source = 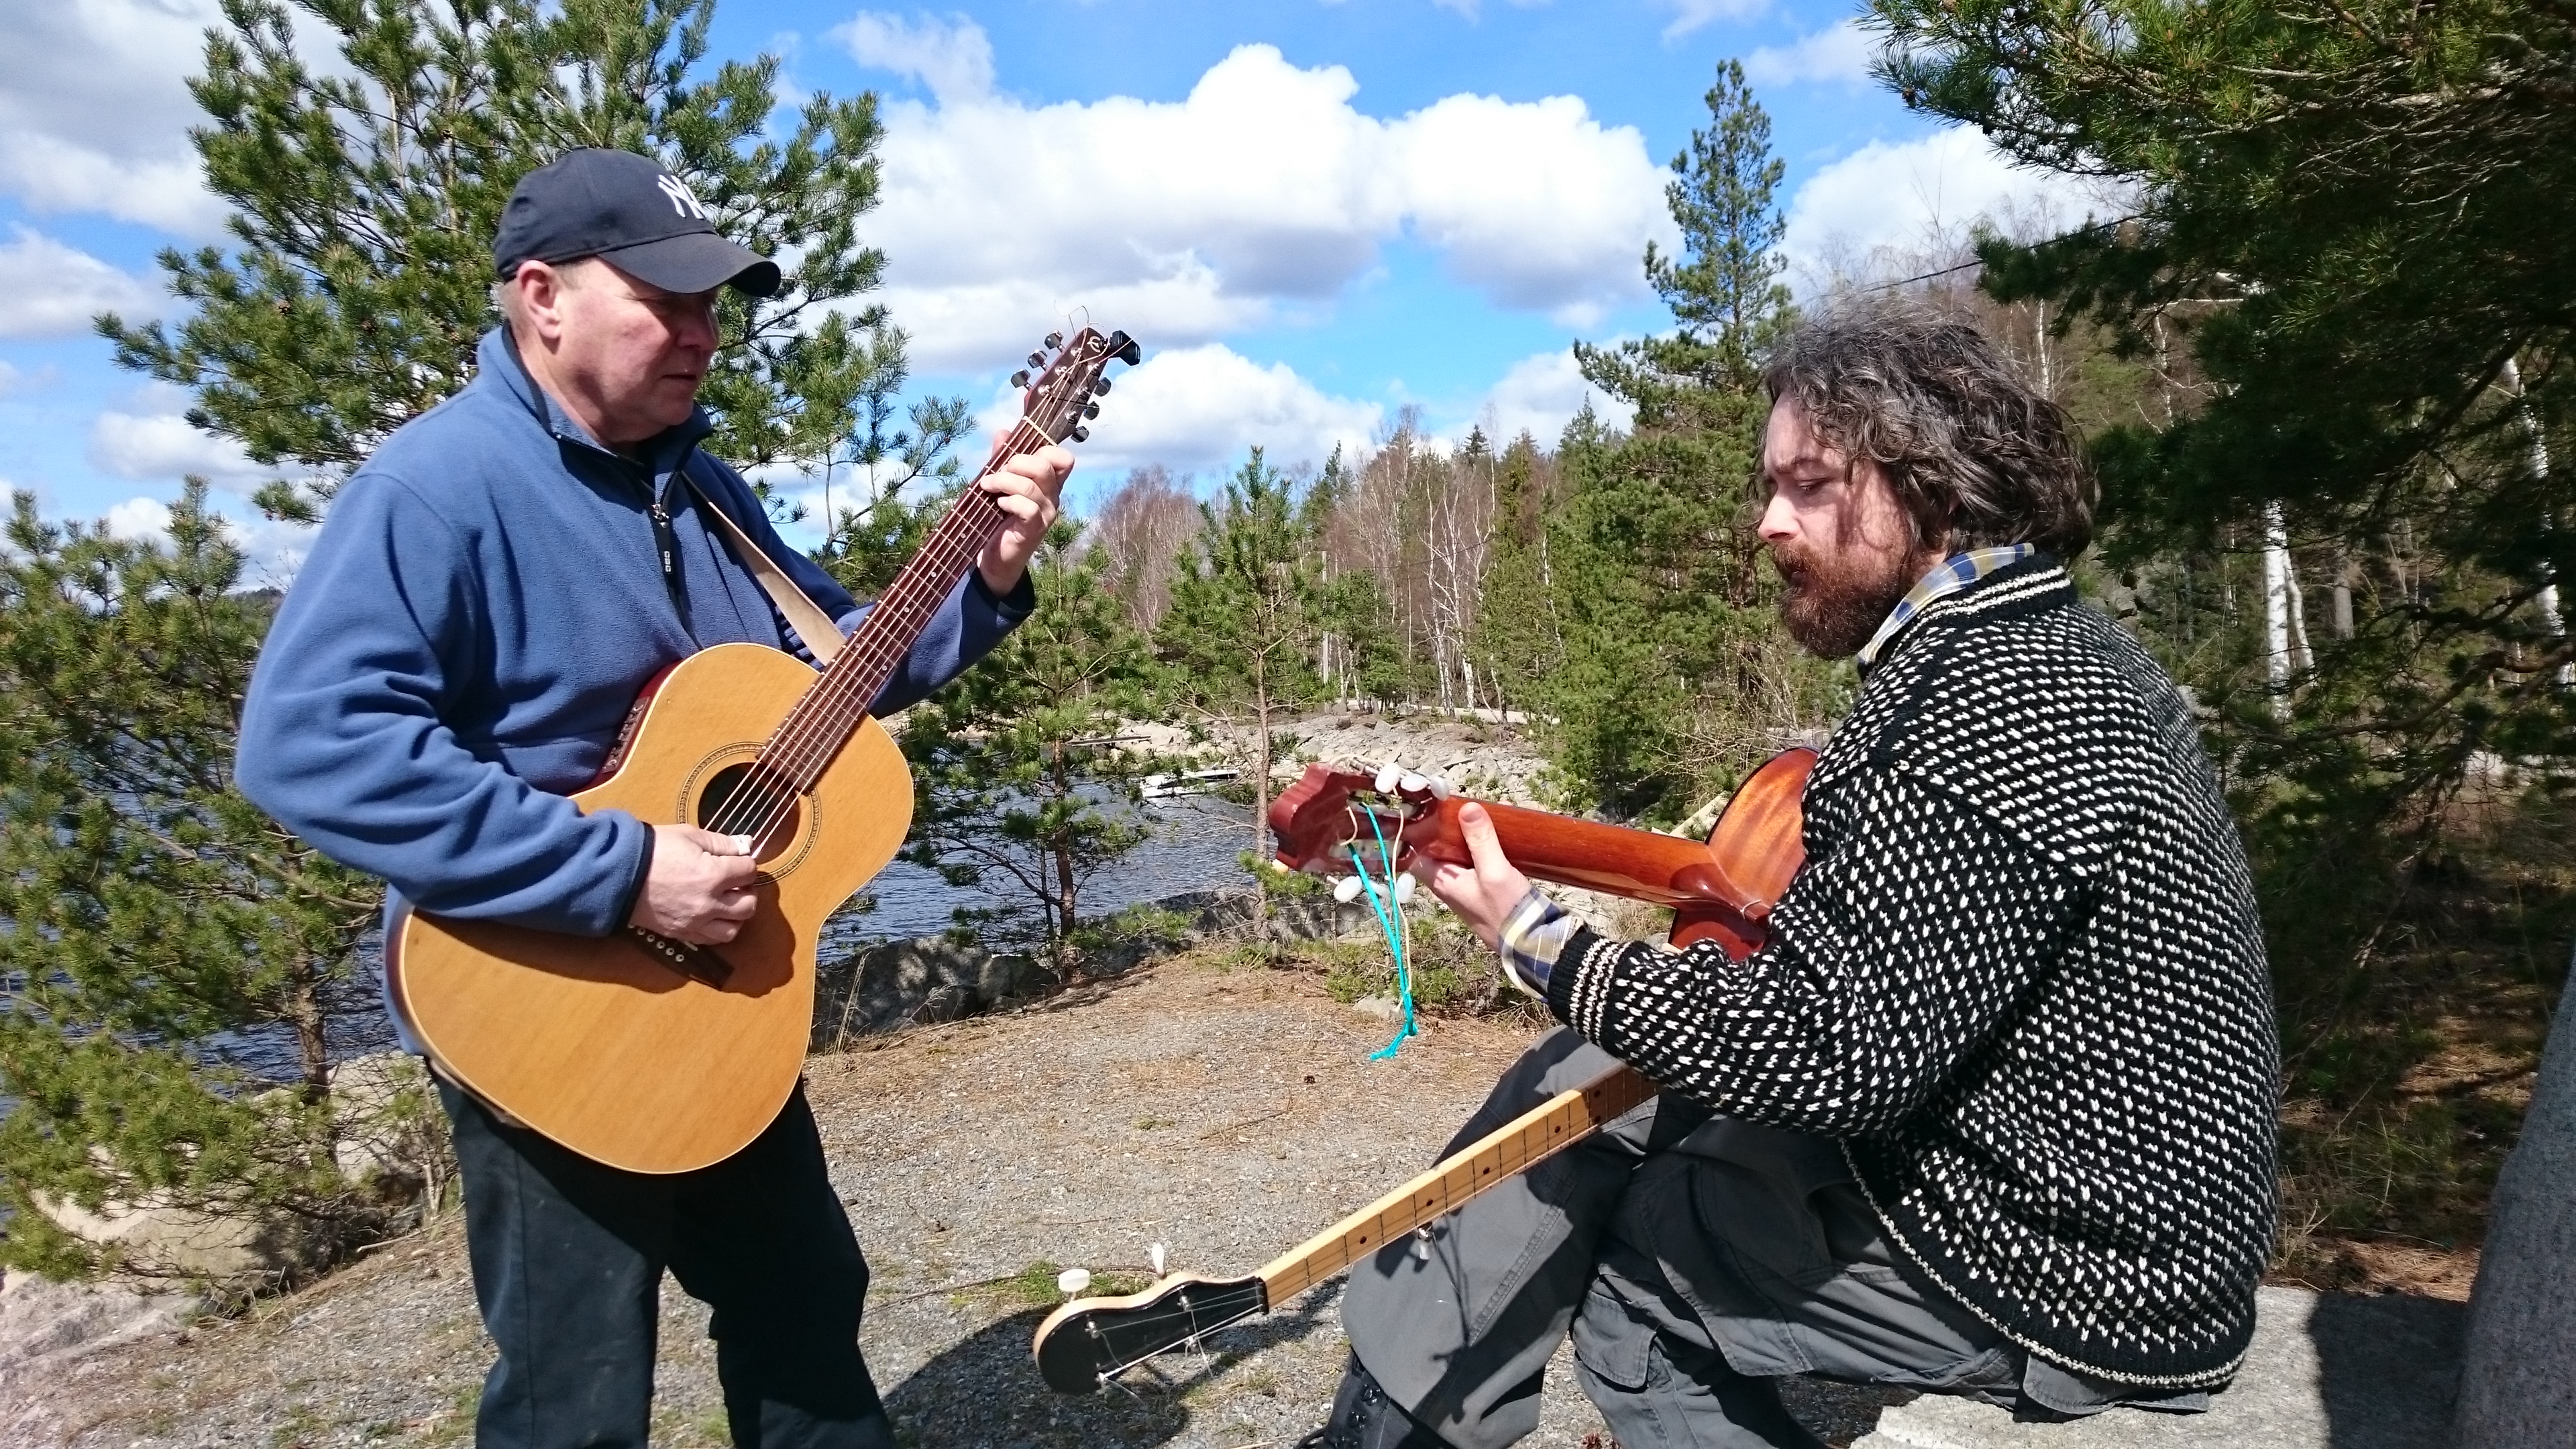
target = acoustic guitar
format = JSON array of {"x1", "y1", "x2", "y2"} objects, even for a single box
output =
[
  {"x1": 1031, "y1": 746, "x2": 1814, "y2": 1393},
  {"x1": 386, "y1": 326, "x2": 1140, "y2": 1175}
]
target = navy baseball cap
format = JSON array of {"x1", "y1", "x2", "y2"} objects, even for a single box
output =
[{"x1": 492, "y1": 148, "x2": 782, "y2": 298}]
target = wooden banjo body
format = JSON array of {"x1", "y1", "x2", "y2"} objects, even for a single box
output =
[{"x1": 388, "y1": 643, "x2": 911, "y2": 1175}]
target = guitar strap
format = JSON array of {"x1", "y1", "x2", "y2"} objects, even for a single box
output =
[{"x1": 678, "y1": 460, "x2": 845, "y2": 666}]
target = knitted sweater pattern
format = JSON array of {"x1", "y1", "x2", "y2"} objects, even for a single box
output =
[{"x1": 1545, "y1": 557, "x2": 2279, "y2": 1387}]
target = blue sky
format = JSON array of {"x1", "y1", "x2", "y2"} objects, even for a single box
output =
[{"x1": 0, "y1": 0, "x2": 2102, "y2": 574}]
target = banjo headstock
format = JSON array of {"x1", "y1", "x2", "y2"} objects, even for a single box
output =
[{"x1": 1032, "y1": 1271, "x2": 1269, "y2": 1393}]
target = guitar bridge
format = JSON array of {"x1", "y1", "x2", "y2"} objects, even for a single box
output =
[{"x1": 626, "y1": 926, "x2": 735, "y2": 987}]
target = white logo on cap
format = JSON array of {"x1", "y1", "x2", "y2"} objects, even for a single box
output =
[{"x1": 655, "y1": 174, "x2": 707, "y2": 219}]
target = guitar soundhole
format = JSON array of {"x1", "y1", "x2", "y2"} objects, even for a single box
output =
[{"x1": 696, "y1": 762, "x2": 802, "y2": 859}]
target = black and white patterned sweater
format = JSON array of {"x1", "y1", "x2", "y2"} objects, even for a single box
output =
[{"x1": 1543, "y1": 555, "x2": 2279, "y2": 1388}]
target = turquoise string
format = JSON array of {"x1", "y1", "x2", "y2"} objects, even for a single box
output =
[{"x1": 1350, "y1": 808, "x2": 1416, "y2": 1060}]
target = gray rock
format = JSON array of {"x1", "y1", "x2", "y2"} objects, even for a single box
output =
[
  {"x1": 1156, "y1": 886, "x2": 1379, "y2": 943},
  {"x1": 814, "y1": 935, "x2": 1053, "y2": 1044},
  {"x1": 1854, "y1": 1287, "x2": 2461, "y2": 1449},
  {"x1": 2453, "y1": 975, "x2": 2576, "y2": 1447}
]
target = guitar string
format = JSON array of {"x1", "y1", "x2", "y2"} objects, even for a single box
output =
[
  {"x1": 737, "y1": 374, "x2": 1087, "y2": 812},
  {"x1": 696, "y1": 435, "x2": 1019, "y2": 840},
  {"x1": 698, "y1": 406, "x2": 1065, "y2": 843},
  {"x1": 704, "y1": 333, "x2": 1112, "y2": 841},
  {"x1": 722, "y1": 415, "x2": 1048, "y2": 813}
]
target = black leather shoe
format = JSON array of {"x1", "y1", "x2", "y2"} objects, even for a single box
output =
[{"x1": 1304, "y1": 1355, "x2": 1452, "y2": 1449}]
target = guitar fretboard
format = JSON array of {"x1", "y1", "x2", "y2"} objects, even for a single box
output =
[{"x1": 1254, "y1": 1063, "x2": 1658, "y2": 1303}]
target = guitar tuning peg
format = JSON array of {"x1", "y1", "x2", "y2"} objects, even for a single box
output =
[
  {"x1": 1009, "y1": 370, "x2": 1029, "y2": 388},
  {"x1": 1148, "y1": 1242, "x2": 1167, "y2": 1275},
  {"x1": 1092, "y1": 376, "x2": 1112, "y2": 395},
  {"x1": 1116, "y1": 337, "x2": 1141, "y2": 366},
  {"x1": 1044, "y1": 331, "x2": 1063, "y2": 349},
  {"x1": 1026, "y1": 351, "x2": 1046, "y2": 369},
  {"x1": 1083, "y1": 402, "x2": 1100, "y2": 420},
  {"x1": 1070, "y1": 425, "x2": 1089, "y2": 443},
  {"x1": 1399, "y1": 772, "x2": 1428, "y2": 794},
  {"x1": 1393, "y1": 873, "x2": 1417, "y2": 905},
  {"x1": 1427, "y1": 774, "x2": 1453, "y2": 799},
  {"x1": 1334, "y1": 875, "x2": 1365, "y2": 904},
  {"x1": 1057, "y1": 1267, "x2": 1091, "y2": 1297},
  {"x1": 1373, "y1": 761, "x2": 1401, "y2": 794}
]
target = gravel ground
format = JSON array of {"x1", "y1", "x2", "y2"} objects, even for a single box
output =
[{"x1": 27, "y1": 955, "x2": 1899, "y2": 1448}]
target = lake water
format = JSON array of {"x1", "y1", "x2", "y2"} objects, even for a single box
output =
[{"x1": 170, "y1": 794, "x2": 1259, "y2": 1089}]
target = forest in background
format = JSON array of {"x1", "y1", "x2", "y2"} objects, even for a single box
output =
[{"x1": 2, "y1": 0, "x2": 2569, "y2": 1296}]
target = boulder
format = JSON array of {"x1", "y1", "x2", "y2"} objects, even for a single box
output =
[
  {"x1": 814, "y1": 935, "x2": 1051, "y2": 1044},
  {"x1": 34, "y1": 1187, "x2": 328, "y2": 1289},
  {"x1": 1854, "y1": 1286, "x2": 2462, "y2": 1449},
  {"x1": 2452, "y1": 969, "x2": 2576, "y2": 1446}
]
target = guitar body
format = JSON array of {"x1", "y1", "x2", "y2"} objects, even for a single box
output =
[{"x1": 388, "y1": 642, "x2": 913, "y2": 1174}]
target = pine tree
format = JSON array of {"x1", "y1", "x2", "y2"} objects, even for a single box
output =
[
  {"x1": 0, "y1": 484, "x2": 392, "y2": 1278},
  {"x1": 1544, "y1": 64, "x2": 1833, "y2": 821},
  {"x1": 895, "y1": 527, "x2": 1161, "y2": 971},
  {"x1": 1157, "y1": 450, "x2": 1326, "y2": 904},
  {"x1": 99, "y1": 0, "x2": 918, "y2": 521}
]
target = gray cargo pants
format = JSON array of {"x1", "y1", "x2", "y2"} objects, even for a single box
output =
[{"x1": 1342, "y1": 1028, "x2": 2201, "y2": 1448}]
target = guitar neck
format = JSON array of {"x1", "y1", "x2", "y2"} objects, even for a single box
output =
[
  {"x1": 1413, "y1": 798, "x2": 1772, "y2": 916},
  {"x1": 763, "y1": 421, "x2": 1047, "y2": 794},
  {"x1": 1254, "y1": 1063, "x2": 1657, "y2": 1305}
]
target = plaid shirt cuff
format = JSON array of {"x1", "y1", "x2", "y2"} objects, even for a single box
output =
[{"x1": 1497, "y1": 888, "x2": 1578, "y2": 996}]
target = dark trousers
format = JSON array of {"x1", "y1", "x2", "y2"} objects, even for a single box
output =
[
  {"x1": 437, "y1": 1079, "x2": 895, "y2": 1449},
  {"x1": 1342, "y1": 1029, "x2": 2202, "y2": 1448}
]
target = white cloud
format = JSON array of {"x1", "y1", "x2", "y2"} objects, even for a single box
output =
[
  {"x1": 0, "y1": 360, "x2": 60, "y2": 396},
  {"x1": 0, "y1": 227, "x2": 165, "y2": 337},
  {"x1": 854, "y1": 38, "x2": 1672, "y2": 371},
  {"x1": 102, "y1": 495, "x2": 171, "y2": 541},
  {"x1": 1746, "y1": 21, "x2": 1879, "y2": 89},
  {"x1": 1471, "y1": 347, "x2": 1633, "y2": 447},
  {"x1": 830, "y1": 11, "x2": 993, "y2": 105},
  {"x1": 87, "y1": 383, "x2": 268, "y2": 489},
  {"x1": 983, "y1": 343, "x2": 1380, "y2": 476},
  {"x1": 1658, "y1": 0, "x2": 1768, "y2": 40},
  {"x1": 0, "y1": 0, "x2": 230, "y2": 235},
  {"x1": 1780, "y1": 125, "x2": 2123, "y2": 288}
]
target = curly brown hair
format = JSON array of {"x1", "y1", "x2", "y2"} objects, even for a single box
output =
[{"x1": 1763, "y1": 307, "x2": 2096, "y2": 559}]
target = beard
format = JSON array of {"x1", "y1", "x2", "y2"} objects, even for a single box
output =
[{"x1": 1773, "y1": 539, "x2": 1921, "y2": 658}]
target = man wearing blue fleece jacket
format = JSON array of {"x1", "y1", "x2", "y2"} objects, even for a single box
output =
[{"x1": 235, "y1": 149, "x2": 1070, "y2": 1449}]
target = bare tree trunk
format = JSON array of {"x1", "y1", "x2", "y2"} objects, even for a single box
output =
[
  {"x1": 2263, "y1": 502, "x2": 2300, "y2": 718},
  {"x1": 2503, "y1": 357, "x2": 2570, "y2": 683},
  {"x1": 292, "y1": 964, "x2": 329, "y2": 1100},
  {"x1": 1051, "y1": 739, "x2": 1079, "y2": 963}
]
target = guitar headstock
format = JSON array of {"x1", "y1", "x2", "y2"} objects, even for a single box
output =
[
  {"x1": 1009, "y1": 327, "x2": 1142, "y2": 446},
  {"x1": 1267, "y1": 762, "x2": 1446, "y2": 879},
  {"x1": 1032, "y1": 1272, "x2": 1268, "y2": 1394}
]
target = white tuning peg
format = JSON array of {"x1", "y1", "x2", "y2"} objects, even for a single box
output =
[
  {"x1": 1373, "y1": 760, "x2": 1401, "y2": 793},
  {"x1": 1334, "y1": 875, "x2": 1366, "y2": 904},
  {"x1": 1267, "y1": 856, "x2": 1290, "y2": 873},
  {"x1": 1149, "y1": 1242, "x2": 1167, "y2": 1275},
  {"x1": 1394, "y1": 873, "x2": 1417, "y2": 905},
  {"x1": 1057, "y1": 1267, "x2": 1092, "y2": 1297},
  {"x1": 1399, "y1": 772, "x2": 1428, "y2": 794},
  {"x1": 1427, "y1": 774, "x2": 1454, "y2": 799}
]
